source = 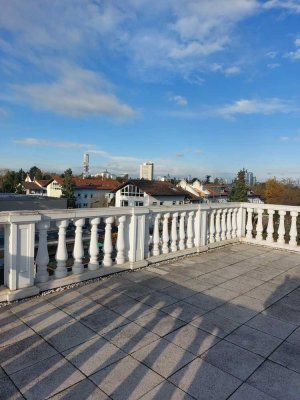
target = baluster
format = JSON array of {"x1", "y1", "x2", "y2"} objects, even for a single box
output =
[
  {"x1": 231, "y1": 208, "x2": 238, "y2": 238},
  {"x1": 162, "y1": 213, "x2": 170, "y2": 254},
  {"x1": 171, "y1": 212, "x2": 178, "y2": 252},
  {"x1": 277, "y1": 210, "x2": 286, "y2": 245},
  {"x1": 116, "y1": 216, "x2": 126, "y2": 264},
  {"x1": 209, "y1": 210, "x2": 216, "y2": 243},
  {"x1": 246, "y1": 208, "x2": 253, "y2": 240},
  {"x1": 72, "y1": 218, "x2": 85, "y2": 274},
  {"x1": 266, "y1": 209, "x2": 275, "y2": 243},
  {"x1": 103, "y1": 216, "x2": 114, "y2": 267},
  {"x1": 152, "y1": 213, "x2": 161, "y2": 256},
  {"x1": 179, "y1": 212, "x2": 186, "y2": 250},
  {"x1": 35, "y1": 220, "x2": 50, "y2": 283},
  {"x1": 55, "y1": 219, "x2": 69, "y2": 278},
  {"x1": 289, "y1": 211, "x2": 298, "y2": 247},
  {"x1": 187, "y1": 211, "x2": 194, "y2": 248},
  {"x1": 256, "y1": 209, "x2": 264, "y2": 241},
  {"x1": 88, "y1": 217, "x2": 100, "y2": 270},
  {"x1": 215, "y1": 209, "x2": 222, "y2": 242},
  {"x1": 226, "y1": 209, "x2": 233, "y2": 240},
  {"x1": 221, "y1": 209, "x2": 227, "y2": 240}
]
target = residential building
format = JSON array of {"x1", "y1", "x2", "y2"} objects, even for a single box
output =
[
  {"x1": 140, "y1": 162, "x2": 154, "y2": 181},
  {"x1": 94, "y1": 169, "x2": 116, "y2": 180},
  {"x1": 22, "y1": 175, "x2": 51, "y2": 196},
  {"x1": 114, "y1": 179, "x2": 199, "y2": 207}
]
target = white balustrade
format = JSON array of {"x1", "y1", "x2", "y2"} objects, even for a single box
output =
[
  {"x1": 179, "y1": 212, "x2": 186, "y2": 250},
  {"x1": 289, "y1": 211, "x2": 298, "y2": 247},
  {"x1": 171, "y1": 212, "x2": 178, "y2": 252},
  {"x1": 266, "y1": 209, "x2": 275, "y2": 243},
  {"x1": 246, "y1": 208, "x2": 253, "y2": 240},
  {"x1": 35, "y1": 220, "x2": 50, "y2": 283},
  {"x1": 277, "y1": 211, "x2": 286, "y2": 245},
  {"x1": 209, "y1": 210, "x2": 216, "y2": 243},
  {"x1": 231, "y1": 208, "x2": 238, "y2": 239},
  {"x1": 55, "y1": 219, "x2": 69, "y2": 278},
  {"x1": 215, "y1": 209, "x2": 222, "y2": 242},
  {"x1": 116, "y1": 216, "x2": 126, "y2": 264},
  {"x1": 162, "y1": 213, "x2": 170, "y2": 254},
  {"x1": 72, "y1": 218, "x2": 85, "y2": 274},
  {"x1": 88, "y1": 217, "x2": 100, "y2": 270},
  {"x1": 256, "y1": 209, "x2": 264, "y2": 241},
  {"x1": 226, "y1": 209, "x2": 232, "y2": 240},
  {"x1": 103, "y1": 216, "x2": 114, "y2": 267},
  {"x1": 152, "y1": 213, "x2": 161, "y2": 256},
  {"x1": 186, "y1": 211, "x2": 194, "y2": 248}
]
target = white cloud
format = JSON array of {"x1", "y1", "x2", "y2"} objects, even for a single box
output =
[
  {"x1": 279, "y1": 136, "x2": 290, "y2": 141},
  {"x1": 263, "y1": 0, "x2": 300, "y2": 13},
  {"x1": 267, "y1": 63, "x2": 280, "y2": 69},
  {"x1": 266, "y1": 51, "x2": 277, "y2": 58},
  {"x1": 8, "y1": 64, "x2": 136, "y2": 119},
  {"x1": 168, "y1": 94, "x2": 188, "y2": 106},
  {"x1": 295, "y1": 38, "x2": 300, "y2": 47},
  {"x1": 224, "y1": 66, "x2": 241, "y2": 75},
  {"x1": 13, "y1": 138, "x2": 95, "y2": 148}
]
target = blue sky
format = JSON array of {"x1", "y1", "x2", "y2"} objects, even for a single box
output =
[{"x1": 0, "y1": 0, "x2": 300, "y2": 181}]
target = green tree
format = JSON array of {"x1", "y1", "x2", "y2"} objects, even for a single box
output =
[
  {"x1": 229, "y1": 169, "x2": 248, "y2": 202},
  {"x1": 61, "y1": 168, "x2": 75, "y2": 207},
  {"x1": 28, "y1": 166, "x2": 43, "y2": 180}
]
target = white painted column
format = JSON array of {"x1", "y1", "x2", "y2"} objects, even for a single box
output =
[
  {"x1": 152, "y1": 213, "x2": 161, "y2": 256},
  {"x1": 171, "y1": 212, "x2": 178, "y2": 252},
  {"x1": 103, "y1": 216, "x2": 114, "y2": 267},
  {"x1": 35, "y1": 220, "x2": 50, "y2": 283},
  {"x1": 55, "y1": 219, "x2": 69, "y2": 278},
  {"x1": 179, "y1": 212, "x2": 186, "y2": 250},
  {"x1": 72, "y1": 218, "x2": 85, "y2": 274},
  {"x1": 231, "y1": 208, "x2": 238, "y2": 239},
  {"x1": 266, "y1": 209, "x2": 275, "y2": 243},
  {"x1": 226, "y1": 209, "x2": 233, "y2": 240},
  {"x1": 187, "y1": 211, "x2": 194, "y2": 249},
  {"x1": 116, "y1": 215, "x2": 126, "y2": 264},
  {"x1": 277, "y1": 210, "x2": 286, "y2": 245},
  {"x1": 289, "y1": 211, "x2": 298, "y2": 247},
  {"x1": 88, "y1": 217, "x2": 100, "y2": 271},
  {"x1": 245, "y1": 208, "x2": 254, "y2": 240},
  {"x1": 215, "y1": 209, "x2": 222, "y2": 242},
  {"x1": 237, "y1": 205, "x2": 247, "y2": 239},
  {"x1": 162, "y1": 213, "x2": 170, "y2": 254},
  {"x1": 209, "y1": 210, "x2": 216, "y2": 243},
  {"x1": 221, "y1": 209, "x2": 227, "y2": 241},
  {"x1": 256, "y1": 209, "x2": 264, "y2": 241}
]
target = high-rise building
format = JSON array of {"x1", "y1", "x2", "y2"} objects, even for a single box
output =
[
  {"x1": 83, "y1": 153, "x2": 90, "y2": 178},
  {"x1": 245, "y1": 170, "x2": 256, "y2": 186},
  {"x1": 140, "y1": 162, "x2": 154, "y2": 180}
]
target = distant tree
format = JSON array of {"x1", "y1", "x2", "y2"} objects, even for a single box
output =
[
  {"x1": 229, "y1": 169, "x2": 248, "y2": 202},
  {"x1": 61, "y1": 168, "x2": 75, "y2": 207},
  {"x1": 205, "y1": 175, "x2": 211, "y2": 184},
  {"x1": 28, "y1": 166, "x2": 43, "y2": 180}
]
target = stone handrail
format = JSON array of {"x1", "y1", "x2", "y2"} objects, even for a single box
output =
[{"x1": 0, "y1": 202, "x2": 298, "y2": 301}]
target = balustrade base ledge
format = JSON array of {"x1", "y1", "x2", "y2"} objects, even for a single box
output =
[
  {"x1": 0, "y1": 285, "x2": 40, "y2": 302},
  {"x1": 242, "y1": 237, "x2": 300, "y2": 253}
]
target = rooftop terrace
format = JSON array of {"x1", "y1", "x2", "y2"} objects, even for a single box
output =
[{"x1": 1, "y1": 243, "x2": 300, "y2": 400}]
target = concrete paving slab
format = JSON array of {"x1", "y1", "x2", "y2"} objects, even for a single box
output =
[
  {"x1": 22, "y1": 309, "x2": 73, "y2": 333},
  {"x1": 90, "y1": 355, "x2": 164, "y2": 400},
  {"x1": 246, "y1": 313, "x2": 296, "y2": 339},
  {"x1": 132, "y1": 338, "x2": 195, "y2": 378},
  {"x1": 161, "y1": 300, "x2": 207, "y2": 322},
  {"x1": 112, "y1": 300, "x2": 154, "y2": 322},
  {"x1": 10, "y1": 297, "x2": 56, "y2": 318},
  {"x1": 169, "y1": 357, "x2": 242, "y2": 400},
  {"x1": 80, "y1": 308, "x2": 130, "y2": 336},
  {"x1": 185, "y1": 292, "x2": 225, "y2": 311},
  {"x1": 164, "y1": 324, "x2": 219, "y2": 356},
  {"x1": 0, "y1": 376, "x2": 24, "y2": 400},
  {"x1": 214, "y1": 303, "x2": 258, "y2": 323},
  {"x1": 62, "y1": 336, "x2": 126, "y2": 376},
  {"x1": 247, "y1": 360, "x2": 300, "y2": 400},
  {"x1": 135, "y1": 310, "x2": 186, "y2": 337},
  {"x1": 0, "y1": 308, "x2": 20, "y2": 327},
  {"x1": 10, "y1": 354, "x2": 85, "y2": 400},
  {"x1": 190, "y1": 310, "x2": 241, "y2": 338},
  {"x1": 48, "y1": 379, "x2": 110, "y2": 400},
  {"x1": 0, "y1": 320, "x2": 34, "y2": 348},
  {"x1": 228, "y1": 383, "x2": 276, "y2": 399},
  {"x1": 286, "y1": 327, "x2": 300, "y2": 345},
  {"x1": 139, "y1": 381, "x2": 194, "y2": 400},
  {"x1": 158, "y1": 285, "x2": 195, "y2": 300},
  {"x1": 138, "y1": 292, "x2": 180, "y2": 309},
  {"x1": 269, "y1": 341, "x2": 300, "y2": 374}
]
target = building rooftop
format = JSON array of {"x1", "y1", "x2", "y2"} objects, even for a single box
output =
[{"x1": 1, "y1": 243, "x2": 299, "y2": 400}]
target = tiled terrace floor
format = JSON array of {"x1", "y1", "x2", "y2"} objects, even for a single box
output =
[{"x1": 1, "y1": 243, "x2": 300, "y2": 400}]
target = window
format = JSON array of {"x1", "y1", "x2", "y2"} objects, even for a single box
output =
[
  {"x1": 135, "y1": 201, "x2": 143, "y2": 207},
  {"x1": 77, "y1": 193, "x2": 81, "y2": 197},
  {"x1": 90, "y1": 194, "x2": 93, "y2": 198},
  {"x1": 160, "y1": 202, "x2": 164, "y2": 205},
  {"x1": 179, "y1": 201, "x2": 183, "y2": 205},
  {"x1": 152, "y1": 202, "x2": 157, "y2": 205},
  {"x1": 120, "y1": 185, "x2": 144, "y2": 197},
  {"x1": 83, "y1": 203, "x2": 88, "y2": 207},
  {"x1": 121, "y1": 200, "x2": 129, "y2": 206},
  {"x1": 172, "y1": 201, "x2": 176, "y2": 205},
  {"x1": 84, "y1": 194, "x2": 88, "y2": 198}
]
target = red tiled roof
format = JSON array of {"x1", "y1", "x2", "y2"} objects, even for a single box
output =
[
  {"x1": 51, "y1": 176, "x2": 121, "y2": 190},
  {"x1": 23, "y1": 182, "x2": 45, "y2": 190}
]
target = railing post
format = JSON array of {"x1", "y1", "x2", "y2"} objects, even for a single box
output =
[
  {"x1": 179, "y1": 212, "x2": 186, "y2": 250},
  {"x1": 209, "y1": 209, "x2": 216, "y2": 243},
  {"x1": 231, "y1": 208, "x2": 238, "y2": 239},
  {"x1": 266, "y1": 209, "x2": 275, "y2": 243},
  {"x1": 55, "y1": 219, "x2": 69, "y2": 278},
  {"x1": 72, "y1": 218, "x2": 85, "y2": 274},
  {"x1": 237, "y1": 204, "x2": 247, "y2": 239},
  {"x1": 116, "y1": 215, "x2": 126, "y2": 264},
  {"x1": 162, "y1": 213, "x2": 170, "y2": 254},
  {"x1": 289, "y1": 211, "x2": 298, "y2": 247},
  {"x1": 194, "y1": 206, "x2": 202, "y2": 250},
  {"x1": 187, "y1": 211, "x2": 194, "y2": 248},
  {"x1": 200, "y1": 208, "x2": 208, "y2": 246},
  {"x1": 215, "y1": 209, "x2": 222, "y2": 242},
  {"x1": 152, "y1": 213, "x2": 161, "y2": 256},
  {"x1": 226, "y1": 208, "x2": 232, "y2": 240},
  {"x1": 103, "y1": 216, "x2": 114, "y2": 267},
  {"x1": 277, "y1": 211, "x2": 286, "y2": 245},
  {"x1": 35, "y1": 220, "x2": 50, "y2": 283},
  {"x1": 221, "y1": 209, "x2": 227, "y2": 241},
  {"x1": 88, "y1": 217, "x2": 100, "y2": 271},
  {"x1": 246, "y1": 208, "x2": 254, "y2": 240},
  {"x1": 256, "y1": 209, "x2": 264, "y2": 241},
  {"x1": 171, "y1": 212, "x2": 178, "y2": 252},
  {"x1": 5, "y1": 213, "x2": 41, "y2": 291}
]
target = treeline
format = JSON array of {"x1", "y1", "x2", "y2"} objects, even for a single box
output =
[
  {"x1": 253, "y1": 179, "x2": 300, "y2": 206},
  {"x1": 0, "y1": 166, "x2": 53, "y2": 193}
]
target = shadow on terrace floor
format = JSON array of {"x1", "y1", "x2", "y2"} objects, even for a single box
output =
[{"x1": 0, "y1": 243, "x2": 300, "y2": 400}]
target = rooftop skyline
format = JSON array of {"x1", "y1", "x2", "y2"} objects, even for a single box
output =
[{"x1": 0, "y1": 0, "x2": 300, "y2": 180}]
